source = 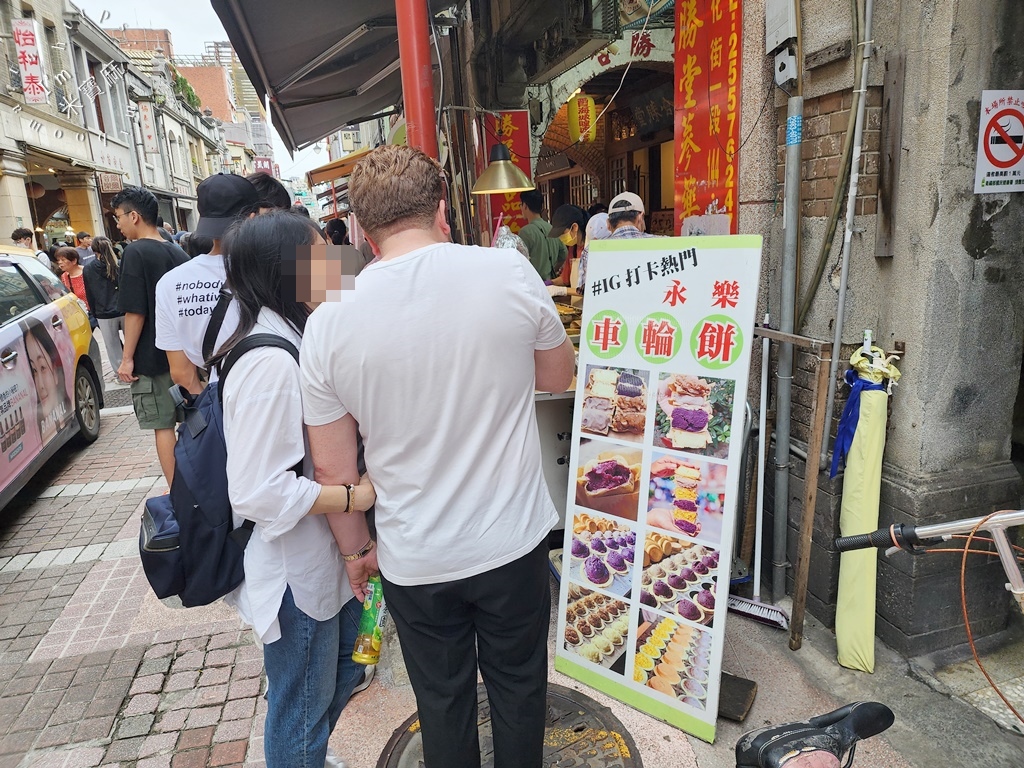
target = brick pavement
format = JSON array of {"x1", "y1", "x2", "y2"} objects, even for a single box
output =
[{"x1": 0, "y1": 405, "x2": 269, "y2": 768}]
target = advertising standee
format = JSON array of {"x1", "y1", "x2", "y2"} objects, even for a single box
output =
[{"x1": 555, "y1": 234, "x2": 763, "y2": 743}]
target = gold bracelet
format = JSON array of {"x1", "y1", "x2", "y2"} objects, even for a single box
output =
[{"x1": 342, "y1": 538, "x2": 374, "y2": 562}]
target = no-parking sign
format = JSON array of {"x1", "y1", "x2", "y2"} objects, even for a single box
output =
[{"x1": 975, "y1": 90, "x2": 1024, "y2": 193}]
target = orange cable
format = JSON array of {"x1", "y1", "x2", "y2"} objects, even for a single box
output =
[{"x1": 960, "y1": 512, "x2": 1024, "y2": 725}]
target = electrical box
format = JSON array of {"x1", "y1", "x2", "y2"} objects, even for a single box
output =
[{"x1": 765, "y1": 0, "x2": 797, "y2": 54}]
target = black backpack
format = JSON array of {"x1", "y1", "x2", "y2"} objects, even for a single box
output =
[{"x1": 138, "y1": 330, "x2": 300, "y2": 607}]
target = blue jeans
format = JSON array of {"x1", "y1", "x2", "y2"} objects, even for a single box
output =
[{"x1": 262, "y1": 588, "x2": 364, "y2": 768}]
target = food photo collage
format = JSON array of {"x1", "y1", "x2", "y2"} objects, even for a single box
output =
[{"x1": 560, "y1": 364, "x2": 737, "y2": 711}]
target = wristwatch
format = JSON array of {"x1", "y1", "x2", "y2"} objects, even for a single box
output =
[{"x1": 342, "y1": 539, "x2": 375, "y2": 562}]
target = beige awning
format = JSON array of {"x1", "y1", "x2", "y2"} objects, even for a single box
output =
[{"x1": 306, "y1": 147, "x2": 374, "y2": 187}]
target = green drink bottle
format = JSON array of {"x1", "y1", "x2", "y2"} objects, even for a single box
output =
[{"x1": 352, "y1": 575, "x2": 385, "y2": 665}]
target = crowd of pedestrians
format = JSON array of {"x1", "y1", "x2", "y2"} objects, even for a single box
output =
[{"x1": 10, "y1": 149, "x2": 585, "y2": 767}]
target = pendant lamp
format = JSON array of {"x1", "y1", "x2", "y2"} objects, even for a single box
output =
[{"x1": 471, "y1": 142, "x2": 534, "y2": 195}]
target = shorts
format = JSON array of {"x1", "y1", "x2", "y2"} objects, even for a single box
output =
[{"x1": 131, "y1": 371, "x2": 178, "y2": 430}]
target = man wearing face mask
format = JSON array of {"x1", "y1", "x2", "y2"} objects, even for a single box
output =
[{"x1": 517, "y1": 190, "x2": 566, "y2": 281}]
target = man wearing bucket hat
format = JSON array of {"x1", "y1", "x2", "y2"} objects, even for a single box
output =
[
  {"x1": 155, "y1": 173, "x2": 260, "y2": 394},
  {"x1": 606, "y1": 191, "x2": 658, "y2": 240}
]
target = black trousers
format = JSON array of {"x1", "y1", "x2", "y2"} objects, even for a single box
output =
[{"x1": 382, "y1": 540, "x2": 551, "y2": 768}]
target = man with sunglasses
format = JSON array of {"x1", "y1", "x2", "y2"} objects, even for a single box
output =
[{"x1": 111, "y1": 186, "x2": 188, "y2": 487}]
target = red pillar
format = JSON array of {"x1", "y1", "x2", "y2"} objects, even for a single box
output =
[{"x1": 395, "y1": 0, "x2": 439, "y2": 158}]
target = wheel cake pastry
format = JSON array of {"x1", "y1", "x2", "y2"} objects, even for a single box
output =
[
  {"x1": 588, "y1": 368, "x2": 620, "y2": 388},
  {"x1": 610, "y1": 407, "x2": 646, "y2": 434},
  {"x1": 582, "y1": 555, "x2": 613, "y2": 588},
  {"x1": 575, "y1": 452, "x2": 642, "y2": 519},
  {"x1": 668, "y1": 407, "x2": 712, "y2": 450},
  {"x1": 613, "y1": 380, "x2": 647, "y2": 412},
  {"x1": 664, "y1": 373, "x2": 711, "y2": 401},
  {"x1": 589, "y1": 381, "x2": 617, "y2": 399},
  {"x1": 580, "y1": 396, "x2": 614, "y2": 436},
  {"x1": 618, "y1": 372, "x2": 644, "y2": 389}
]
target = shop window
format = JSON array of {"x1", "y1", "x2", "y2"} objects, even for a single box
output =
[
  {"x1": 609, "y1": 156, "x2": 626, "y2": 197},
  {"x1": 569, "y1": 172, "x2": 598, "y2": 208}
]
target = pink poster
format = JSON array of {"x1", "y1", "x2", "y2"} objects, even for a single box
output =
[{"x1": 0, "y1": 314, "x2": 75, "y2": 486}]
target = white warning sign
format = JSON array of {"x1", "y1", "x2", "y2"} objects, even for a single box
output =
[{"x1": 975, "y1": 90, "x2": 1024, "y2": 193}]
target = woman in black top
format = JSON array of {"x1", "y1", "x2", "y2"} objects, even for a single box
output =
[{"x1": 83, "y1": 236, "x2": 125, "y2": 380}]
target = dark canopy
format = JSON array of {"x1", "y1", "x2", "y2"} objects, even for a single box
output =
[{"x1": 212, "y1": 0, "x2": 448, "y2": 152}]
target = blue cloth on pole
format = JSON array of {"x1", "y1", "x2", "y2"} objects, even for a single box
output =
[{"x1": 830, "y1": 370, "x2": 885, "y2": 478}]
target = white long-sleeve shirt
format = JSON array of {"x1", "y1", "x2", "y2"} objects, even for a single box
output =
[{"x1": 221, "y1": 308, "x2": 351, "y2": 644}]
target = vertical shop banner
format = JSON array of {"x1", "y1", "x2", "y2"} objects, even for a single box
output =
[
  {"x1": 138, "y1": 102, "x2": 159, "y2": 156},
  {"x1": 555, "y1": 235, "x2": 762, "y2": 743},
  {"x1": 674, "y1": 0, "x2": 742, "y2": 234},
  {"x1": 484, "y1": 110, "x2": 532, "y2": 235},
  {"x1": 12, "y1": 20, "x2": 48, "y2": 104}
]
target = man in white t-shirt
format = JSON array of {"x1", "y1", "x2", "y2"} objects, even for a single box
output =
[
  {"x1": 300, "y1": 145, "x2": 575, "y2": 768},
  {"x1": 155, "y1": 174, "x2": 259, "y2": 392}
]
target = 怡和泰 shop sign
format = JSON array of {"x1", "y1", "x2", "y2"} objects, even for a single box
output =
[{"x1": 975, "y1": 90, "x2": 1024, "y2": 193}]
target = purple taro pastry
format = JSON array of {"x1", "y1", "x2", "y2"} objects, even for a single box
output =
[
  {"x1": 626, "y1": 531, "x2": 637, "y2": 545},
  {"x1": 622, "y1": 547, "x2": 635, "y2": 563},
  {"x1": 589, "y1": 538, "x2": 607, "y2": 554},
  {"x1": 652, "y1": 580, "x2": 673, "y2": 599},
  {"x1": 673, "y1": 499, "x2": 699, "y2": 513},
  {"x1": 701, "y1": 554, "x2": 716, "y2": 570},
  {"x1": 584, "y1": 556, "x2": 612, "y2": 585},
  {"x1": 606, "y1": 551, "x2": 628, "y2": 573},
  {"x1": 674, "y1": 519, "x2": 700, "y2": 536},
  {"x1": 570, "y1": 539, "x2": 590, "y2": 559},
  {"x1": 640, "y1": 590, "x2": 657, "y2": 607},
  {"x1": 677, "y1": 599, "x2": 702, "y2": 622},
  {"x1": 672, "y1": 407, "x2": 710, "y2": 432},
  {"x1": 667, "y1": 573, "x2": 688, "y2": 591},
  {"x1": 693, "y1": 561, "x2": 710, "y2": 576},
  {"x1": 615, "y1": 535, "x2": 628, "y2": 547},
  {"x1": 616, "y1": 381, "x2": 644, "y2": 398},
  {"x1": 618, "y1": 372, "x2": 644, "y2": 388},
  {"x1": 679, "y1": 566, "x2": 698, "y2": 584},
  {"x1": 696, "y1": 589, "x2": 716, "y2": 610},
  {"x1": 585, "y1": 460, "x2": 631, "y2": 492},
  {"x1": 604, "y1": 537, "x2": 620, "y2": 550}
]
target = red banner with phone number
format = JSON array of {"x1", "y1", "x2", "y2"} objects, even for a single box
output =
[
  {"x1": 483, "y1": 110, "x2": 532, "y2": 237},
  {"x1": 674, "y1": 0, "x2": 742, "y2": 234}
]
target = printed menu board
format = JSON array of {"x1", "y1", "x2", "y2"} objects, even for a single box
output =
[{"x1": 554, "y1": 235, "x2": 763, "y2": 743}]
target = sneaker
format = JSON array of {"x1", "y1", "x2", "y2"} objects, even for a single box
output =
[
  {"x1": 351, "y1": 664, "x2": 375, "y2": 695},
  {"x1": 325, "y1": 747, "x2": 348, "y2": 768}
]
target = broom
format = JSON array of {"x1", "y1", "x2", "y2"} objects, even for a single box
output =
[{"x1": 728, "y1": 316, "x2": 790, "y2": 630}]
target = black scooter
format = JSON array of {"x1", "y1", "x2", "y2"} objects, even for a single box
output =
[{"x1": 736, "y1": 701, "x2": 895, "y2": 767}]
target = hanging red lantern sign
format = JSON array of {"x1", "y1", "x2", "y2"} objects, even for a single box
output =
[{"x1": 567, "y1": 95, "x2": 597, "y2": 143}]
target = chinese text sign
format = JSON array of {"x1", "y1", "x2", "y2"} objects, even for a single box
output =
[
  {"x1": 484, "y1": 110, "x2": 532, "y2": 235},
  {"x1": 674, "y1": 0, "x2": 742, "y2": 234},
  {"x1": 555, "y1": 235, "x2": 763, "y2": 743}
]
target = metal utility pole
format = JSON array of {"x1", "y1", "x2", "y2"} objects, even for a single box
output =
[{"x1": 396, "y1": 0, "x2": 439, "y2": 158}]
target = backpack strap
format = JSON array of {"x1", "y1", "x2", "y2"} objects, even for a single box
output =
[
  {"x1": 217, "y1": 334, "x2": 300, "y2": 397},
  {"x1": 202, "y1": 288, "x2": 234, "y2": 367},
  {"x1": 217, "y1": 333, "x2": 304, "y2": 483}
]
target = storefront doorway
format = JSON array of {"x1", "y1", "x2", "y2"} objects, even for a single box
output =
[{"x1": 537, "y1": 64, "x2": 675, "y2": 232}]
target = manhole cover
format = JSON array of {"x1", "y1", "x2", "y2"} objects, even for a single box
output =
[{"x1": 376, "y1": 682, "x2": 642, "y2": 768}]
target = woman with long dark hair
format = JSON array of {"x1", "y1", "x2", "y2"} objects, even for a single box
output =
[
  {"x1": 22, "y1": 316, "x2": 71, "y2": 443},
  {"x1": 210, "y1": 211, "x2": 375, "y2": 768},
  {"x1": 83, "y1": 236, "x2": 125, "y2": 378}
]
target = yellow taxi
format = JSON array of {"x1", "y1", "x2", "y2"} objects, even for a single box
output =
[{"x1": 0, "y1": 245, "x2": 104, "y2": 509}]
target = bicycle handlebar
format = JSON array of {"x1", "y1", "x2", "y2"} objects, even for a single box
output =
[{"x1": 835, "y1": 527, "x2": 900, "y2": 552}]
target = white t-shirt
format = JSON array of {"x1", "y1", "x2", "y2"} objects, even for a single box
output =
[
  {"x1": 301, "y1": 242, "x2": 567, "y2": 586},
  {"x1": 222, "y1": 308, "x2": 351, "y2": 644},
  {"x1": 154, "y1": 254, "x2": 238, "y2": 372}
]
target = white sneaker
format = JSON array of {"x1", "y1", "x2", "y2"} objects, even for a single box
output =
[
  {"x1": 325, "y1": 747, "x2": 348, "y2": 768},
  {"x1": 351, "y1": 664, "x2": 375, "y2": 695}
]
